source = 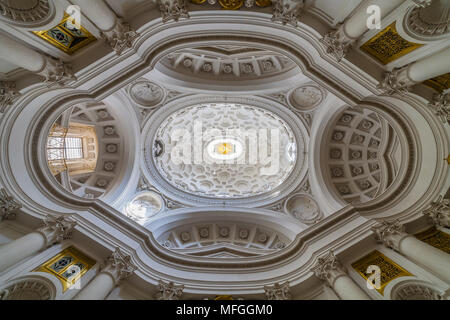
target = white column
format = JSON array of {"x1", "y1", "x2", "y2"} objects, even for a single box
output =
[
  {"x1": 379, "y1": 47, "x2": 450, "y2": 94},
  {"x1": 399, "y1": 236, "x2": 450, "y2": 282},
  {"x1": 72, "y1": 0, "x2": 138, "y2": 54},
  {"x1": 0, "y1": 34, "x2": 45, "y2": 72},
  {"x1": 0, "y1": 232, "x2": 46, "y2": 272},
  {"x1": 408, "y1": 47, "x2": 450, "y2": 82},
  {"x1": 0, "y1": 215, "x2": 76, "y2": 273},
  {"x1": 321, "y1": 0, "x2": 405, "y2": 61},
  {"x1": 372, "y1": 220, "x2": 450, "y2": 283},
  {"x1": 74, "y1": 248, "x2": 136, "y2": 300},
  {"x1": 312, "y1": 251, "x2": 371, "y2": 300},
  {"x1": 333, "y1": 274, "x2": 372, "y2": 300},
  {"x1": 0, "y1": 34, "x2": 75, "y2": 84},
  {"x1": 344, "y1": 0, "x2": 405, "y2": 39},
  {"x1": 71, "y1": 0, "x2": 116, "y2": 31},
  {"x1": 73, "y1": 272, "x2": 115, "y2": 300}
]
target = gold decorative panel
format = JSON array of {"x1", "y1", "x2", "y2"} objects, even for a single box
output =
[
  {"x1": 424, "y1": 73, "x2": 450, "y2": 93},
  {"x1": 34, "y1": 246, "x2": 95, "y2": 291},
  {"x1": 214, "y1": 295, "x2": 234, "y2": 300},
  {"x1": 351, "y1": 250, "x2": 413, "y2": 295},
  {"x1": 415, "y1": 227, "x2": 450, "y2": 254},
  {"x1": 33, "y1": 13, "x2": 96, "y2": 54},
  {"x1": 360, "y1": 22, "x2": 423, "y2": 65}
]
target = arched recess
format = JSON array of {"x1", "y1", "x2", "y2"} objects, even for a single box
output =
[
  {"x1": 0, "y1": 11, "x2": 446, "y2": 288},
  {"x1": 147, "y1": 208, "x2": 303, "y2": 260},
  {"x1": 319, "y1": 104, "x2": 412, "y2": 207},
  {"x1": 0, "y1": 273, "x2": 60, "y2": 300},
  {"x1": 384, "y1": 278, "x2": 449, "y2": 300}
]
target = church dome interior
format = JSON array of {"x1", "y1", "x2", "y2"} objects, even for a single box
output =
[{"x1": 0, "y1": 0, "x2": 449, "y2": 304}]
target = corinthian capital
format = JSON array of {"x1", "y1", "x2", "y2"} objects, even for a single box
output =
[
  {"x1": 271, "y1": 0, "x2": 304, "y2": 27},
  {"x1": 155, "y1": 280, "x2": 184, "y2": 300},
  {"x1": 37, "y1": 56, "x2": 76, "y2": 86},
  {"x1": 101, "y1": 19, "x2": 139, "y2": 55},
  {"x1": 264, "y1": 282, "x2": 291, "y2": 300},
  {"x1": 0, "y1": 188, "x2": 21, "y2": 221},
  {"x1": 158, "y1": 0, "x2": 189, "y2": 23},
  {"x1": 371, "y1": 220, "x2": 411, "y2": 251},
  {"x1": 428, "y1": 93, "x2": 449, "y2": 124},
  {"x1": 423, "y1": 195, "x2": 450, "y2": 228},
  {"x1": 320, "y1": 24, "x2": 355, "y2": 62},
  {"x1": 37, "y1": 214, "x2": 77, "y2": 247},
  {"x1": 311, "y1": 251, "x2": 347, "y2": 287},
  {"x1": 0, "y1": 81, "x2": 19, "y2": 113},
  {"x1": 378, "y1": 66, "x2": 416, "y2": 95},
  {"x1": 101, "y1": 248, "x2": 137, "y2": 285}
]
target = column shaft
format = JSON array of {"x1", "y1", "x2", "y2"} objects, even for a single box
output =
[
  {"x1": 334, "y1": 275, "x2": 371, "y2": 300},
  {"x1": 407, "y1": 47, "x2": 450, "y2": 82},
  {"x1": 0, "y1": 232, "x2": 46, "y2": 272},
  {"x1": 343, "y1": 0, "x2": 404, "y2": 39},
  {"x1": 74, "y1": 272, "x2": 115, "y2": 300},
  {"x1": 399, "y1": 236, "x2": 450, "y2": 282},
  {"x1": 72, "y1": 0, "x2": 116, "y2": 31},
  {"x1": 0, "y1": 34, "x2": 45, "y2": 72}
]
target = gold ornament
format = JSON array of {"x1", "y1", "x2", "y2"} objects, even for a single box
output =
[{"x1": 218, "y1": 0, "x2": 244, "y2": 10}]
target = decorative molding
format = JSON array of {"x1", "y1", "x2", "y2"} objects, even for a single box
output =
[
  {"x1": 0, "y1": 279, "x2": 53, "y2": 300},
  {"x1": 422, "y1": 195, "x2": 450, "y2": 228},
  {"x1": 391, "y1": 280, "x2": 444, "y2": 300},
  {"x1": 0, "y1": 188, "x2": 21, "y2": 221},
  {"x1": 360, "y1": 22, "x2": 423, "y2": 65},
  {"x1": 128, "y1": 79, "x2": 165, "y2": 107},
  {"x1": 378, "y1": 65, "x2": 416, "y2": 95},
  {"x1": 101, "y1": 19, "x2": 139, "y2": 55},
  {"x1": 284, "y1": 193, "x2": 322, "y2": 225},
  {"x1": 37, "y1": 55, "x2": 76, "y2": 86},
  {"x1": 124, "y1": 191, "x2": 163, "y2": 223},
  {"x1": 271, "y1": 0, "x2": 303, "y2": 27},
  {"x1": 0, "y1": 0, "x2": 54, "y2": 27},
  {"x1": 405, "y1": 1, "x2": 449, "y2": 40},
  {"x1": 428, "y1": 93, "x2": 449, "y2": 124},
  {"x1": 101, "y1": 248, "x2": 137, "y2": 285},
  {"x1": 36, "y1": 214, "x2": 77, "y2": 247},
  {"x1": 320, "y1": 24, "x2": 355, "y2": 62},
  {"x1": 0, "y1": 81, "x2": 19, "y2": 113},
  {"x1": 159, "y1": 0, "x2": 190, "y2": 23},
  {"x1": 352, "y1": 250, "x2": 413, "y2": 295},
  {"x1": 371, "y1": 220, "x2": 411, "y2": 251},
  {"x1": 156, "y1": 220, "x2": 290, "y2": 256},
  {"x1": 155, "y1": 280, "x2": 184, "y2": 300},
  {"x1": 288, "y1": 84, "x2": 324, "y2": 111},
  {"x1": 264, "y1": 281, "x2": 291, "y2": 300},
  {"x1": 161, "y1": 48, "x2": 296, "y2": 79},
  {"x1": 311, "y1": 251, "x2": 347, "y2": 287}
]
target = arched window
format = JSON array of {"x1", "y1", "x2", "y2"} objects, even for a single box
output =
[{"x1": 46, "y1": 122, "x2": 98, "y2": 176}]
